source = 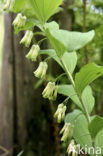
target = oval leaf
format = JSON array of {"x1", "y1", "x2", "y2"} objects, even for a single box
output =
[
  {"x1": 65, "y1": 110, "x2": 92, "y2": 149},
  {"x1": 89, "y1": 115, "x2": 103, "y2": 138},
  {"x1": 46, "y1": 24, "x2": 95, "y2": 57},
  {"x1": 40, "y1": 49, "x2": 77, "y2": 74},
  {"x1": 29, "y1": 0, "x2": 62, "y2": 23},
  {"x1": 58, "y1": 85, "x2": 94, "y2": 114},
  {"x1": 75, "y1": 63, "x2": 103, "y2": 94}
]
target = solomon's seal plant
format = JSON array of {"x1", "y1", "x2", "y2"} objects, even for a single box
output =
[
  {"x1": 20, "y1": 30, "x2": 33, "y2": 47},
  {"x1": 13, "y1": 13, "x2": 27, "y2": 28},
  {"x1": 67, "y1": 140, "x2": 78, "y2": 156},
  {"x1": 34, "y1": 61, "x2": 48, "y2": 79},
  {"x1": 26, "y1": 44, "x2": 40, "y2": 61},
  {"x1": 42, "y1": 82, "x2": 58, "y2": 101},
  {"x1": 54, "y1": 103, "x2": 67, "y2": 123},
  {"x1": 2, "y1": 0, "x2": 103, "y2": 155},
  {"x1": 60, "y1": 123, "x2": 74, "y2": 142}
]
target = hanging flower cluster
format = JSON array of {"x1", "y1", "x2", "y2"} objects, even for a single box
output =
[
  {"x1": 11, "y1": 13, "x2": 58, "y2": 101},
  {"x1": 42, "y1": 82, "x2": 58, "y2": 101},
  {"x1": 4, "y1": 0, "x2": 15, "y2": 11},
  {"x1": 13, "y1": 13, "x2": 27, "y2": 28},
  {"x1": 60, "y1": 123, "x2": 74, "y2": 142},
  {"x1": 3, "y1": 1, "x2": 79, "y2": 154},
  {"x1": 54, "y1": 103, "x2": 67, "y2": 123},
  {"x1": 26, "y1": 45, "x2": 40, "y2": 62},
  {"x1": 20, "y1": 30, "x2": 33, "y2": 47},
  {"x1": 34, "y1": 62, "x2": 48, "y2": 79},
  {"x1": 67, "y1": 140, "x2": 78, "y2": 156}
]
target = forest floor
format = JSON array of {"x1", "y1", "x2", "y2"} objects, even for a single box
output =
[{"x1": 0, "y1": 14, "x2": 4, "y2": 80}]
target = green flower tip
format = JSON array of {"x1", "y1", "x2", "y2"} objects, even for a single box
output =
[
  {"x1": 60, "y1": 123, "x2": 74, "y2": 142},
  {"x1": 4, "y1": 0, "x2": 15, "y2": 11},
  {"x1": 54, "y1": 103, "x2": 67, "y2": 123},
  {"x1": 26, "y1": 44, "x2": 40, "y2": 61},
  {"x1": 67, "y1": 140, "x2": 78, "y2": 156},
  {"x1": 20, "y1": 30, "x2": 33, "y2": 47},
  {"x1": 13, "y1": 13, "x2": 27, "y2": 28},
  {"x1": 34, "y1": 62, "x2": 48, "y2": 79},
  {"x1": 42, "y1": 82, "x2": 58, "y2": 101}
]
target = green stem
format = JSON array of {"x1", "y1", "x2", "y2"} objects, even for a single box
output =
[
  {"x1": 61, "y1": 58, "x2": 75, "y2": 88},
  {"x1": 61, "y1": 58, "x2": 90, "y2": 123}
]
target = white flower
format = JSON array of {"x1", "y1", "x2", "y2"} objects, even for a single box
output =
[
  {"x1": 34, "y1": 62, "x2": 48, "y2": 79},
  {"x1": 54, "y1": 103, "x2": 67, "y2": 123},
  {"x1": 60, "y1": 123, "x2": 74, "y2": 142},
  {"x1": 26, "y1": 44, "x2": 40, "y2": 61},
  {"x1": 4, "y1": 0, "x2": 15, "y2": 11},
  {"x1": 67, "y1": 140, "x2": 78, "y2": 156},
  {"x1": 20, "y1": 30, "x2": 33, "y2": 47},
  {"x1": 42, "y1": 82, "x2": 58, "y2": 101},
  {"x1": 13, "y1": 13, "x2": 27, "y2": 28}
]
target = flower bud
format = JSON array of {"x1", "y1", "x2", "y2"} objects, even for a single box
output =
[
  {"x1": 4, "y1": 0, "x2": 15, "y2": 11},
  {"x1": 20, "y1": 30, "x2": 33, "y2": 47},
  {"x1": 54, "y1": 103, "x2": 67, "y2": 123},
  {"x1": 60, "y1": 123, "x2": 74, "y2": 142},
  {"x1": 34, "y1": 62, "x2": 48, "y2": 79},
  {"x1": 67, "y1": 140, "x2": 78, "y2": 156},
  {"x1": 13, "y1": 13, "x2": 27, "y2": 28},
  {"x1": 42, "y1": 82, "x2": 58, "y2": 101},
  {"x1": 26, "y1": 44, "x2": 40, "y2": 61}
]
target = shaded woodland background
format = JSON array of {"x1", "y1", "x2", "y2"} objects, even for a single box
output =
[{"x1": 0, "y1": 0, "x2": 103, "y2": 155}]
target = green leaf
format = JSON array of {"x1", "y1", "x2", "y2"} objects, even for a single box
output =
[
  {"x1": 62, "y1": 52, "x2": 77, "y2": 74},
  {"x1": 65, "y1": 109, "x2": 82, "y2": 123},
  {"x1": 40, "y1": 49, "x2": 61, "y2": 65},
  {"x1": 29, "y1": 0, "x2": 62, "y2": 23},
  {"x1": 13, "y1": 0, "x2": 26, "y2": 12},
  {"x1": 45, "y1": 21, "x2": 59, "y2": 30},
  {"x1": 75, "y1": 63, "x2": 103, "y2": 94},
  {"x1": 65, "y1": 110, "x2": 92, "y2": 149},
  {"x1": 58, "y1": 85, "x2": 94, "y2": 114},
  {"x1": 46, "y1": 23, "x2": 95, "y2": 57},
  {"x1": 82, "y1": 86, "x2": 95, "y2": 114},
  {"x1": 22, "y1": 0, "x2": 37, "y2": 18},
  {"x1": 46, "y1": 28, "x2": 66, "y2": 57},
  {"x1": 89, "y1": 115, "x2": 103, "y2": 138},
  {"x1": 40, "y1": 49, "x2": 77, "y2": 74},
  {"x1": 95, "y1": 130, "x2": 103, "y2": 155}
]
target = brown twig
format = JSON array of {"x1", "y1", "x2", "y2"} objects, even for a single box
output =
[{"x1": 0, "y1": 145, "x2": 10, "y2": 156}]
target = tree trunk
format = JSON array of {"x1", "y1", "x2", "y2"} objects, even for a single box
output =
[
  {"x1": 60, "y1": 0, "x2": 74, "y2": 30},
  {"x1": 0, "y1": 13, "x2": 14, "y2": 156}
]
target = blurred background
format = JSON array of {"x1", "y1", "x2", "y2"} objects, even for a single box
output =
[
  {"x1": 0, "y1": 15, "x2": 4, "y2": 81},
  {"x1": 0, "y1": 0, "x2": 103, "y2": 155}
]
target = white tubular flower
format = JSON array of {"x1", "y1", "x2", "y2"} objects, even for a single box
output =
[
  {"x1": 13, "y1": 13, "x2": 27, "y2": 28},
  {"x1": 60, "y1": 123, "x2": 74, "y2": 142},
  {"x1": 67, "y1": 140, "x2": 78, "y2": 156},
  {"x1": 42, "y1": 82, "x2": 58, "y2": 101},
  {"x1": 20, "y1": 30, "x2": 33, "y2": 47},
  {"x1": 54, "y1": 103, "x2": 67, "y2": 123},
  {"x1": 34, "y1": 62, "x2": 48, "y2": 79},
  {"x1": 4, "y1": 0, "x2": 15, "y2": 11},
  {"x1": 26, "y1": 44, "x2": 40, "y2": 61}
]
